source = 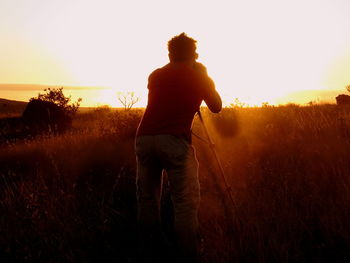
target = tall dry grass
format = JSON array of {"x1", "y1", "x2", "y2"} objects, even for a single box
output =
[
  {"x1": 195, "y1": 105, "x2": 350, "y2": 262},
  {"x1": 0, "y1": 105, "x2": 350, "y2": 262}
]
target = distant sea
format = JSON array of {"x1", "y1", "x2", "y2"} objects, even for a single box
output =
[{"x1": 0, "y1": 84, "x2": 147, "y2": 107}]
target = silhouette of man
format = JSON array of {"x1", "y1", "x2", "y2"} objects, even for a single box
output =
[{"x1": 135, "y1": 33, "x2": 222, "y2": 262}]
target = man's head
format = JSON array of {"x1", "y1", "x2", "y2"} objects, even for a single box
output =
[{"x1": 168, "y1": 33, "x2": 198, "y2": 63}]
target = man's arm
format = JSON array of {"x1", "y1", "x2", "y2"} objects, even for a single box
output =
[{"x1": 193, "y1": 62, "x2": 222, "y2": 113}]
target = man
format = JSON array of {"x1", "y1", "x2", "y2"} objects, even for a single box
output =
[{"x1": 135, "y1": 33, "x2": 222, "y2": 262}]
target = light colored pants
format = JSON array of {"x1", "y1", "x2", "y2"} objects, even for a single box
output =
[{"x1": 135, "y1": 134, "x2": 200, "y2": 262}]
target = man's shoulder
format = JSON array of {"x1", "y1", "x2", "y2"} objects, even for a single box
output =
[
  {"x1": 148, "y1": 65, "x2": 168, "y2": 80},
  {"x1": 148, "y1": 63, "x2": 206, "y2": 84},
  {"x1": 149, "y1": 63, "x2": 180, "y2": 81}
]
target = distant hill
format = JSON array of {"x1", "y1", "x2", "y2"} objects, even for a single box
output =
[
  {"x1": 0, "y1": 98, "x2": 95, "y2": 118},
  {"x1": 0, "y1": 98, "x2": 28, "y2": 117}
]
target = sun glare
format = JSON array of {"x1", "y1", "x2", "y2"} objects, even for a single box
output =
[
  {"x1": 1, "y1": 0, "x2": 350, "y2": 106},
  {"x1": 95, "y1": 89, "x2": 119, "y2": 107}
]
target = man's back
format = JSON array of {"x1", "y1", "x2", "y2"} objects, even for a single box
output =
[
  {"x1": 137, "y1": 62, "x2": 218, "y2": 140},
  {"x1": 135, "y1": 33, "x2": 222, "y2": 263}
]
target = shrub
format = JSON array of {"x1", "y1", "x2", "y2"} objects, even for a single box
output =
[
  {"x1": 23, "y1": 87, "x2": 82, "y2": 134},
  {"x1": 22, "y1": 99, "x2": 71, "y2": 134},
  {"x1": 336, "y1": 94, "x2": 350, "y2": 105}
]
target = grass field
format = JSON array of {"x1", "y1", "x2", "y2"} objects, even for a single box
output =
[{"x1": 1, "y1": 105, "x2": 350, "y2": 262}]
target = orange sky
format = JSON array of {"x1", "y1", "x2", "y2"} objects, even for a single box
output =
[{"x1": 0, "y1": 0, "x2": 350, "y2": 107}]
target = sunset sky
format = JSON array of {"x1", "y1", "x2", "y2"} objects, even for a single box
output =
[{"x1": 0, "y1": 0, "x2": 350, "y2": 107}]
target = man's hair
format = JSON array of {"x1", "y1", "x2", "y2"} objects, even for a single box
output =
[{"x1": 168, "y1": 33, "x2": 197, "y2": 62}]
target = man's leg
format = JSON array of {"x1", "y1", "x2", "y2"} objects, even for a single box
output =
[
  {"x1": 160, "y1": 136, "x2": 200, "y2": 262},
  {"x1": 135, "y1": 136, "x2": 164, "y2": 261}
]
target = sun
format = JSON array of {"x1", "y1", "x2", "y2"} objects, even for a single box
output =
[{"x1": 94, "y1": 89, "x2": 119, "y2": 107}]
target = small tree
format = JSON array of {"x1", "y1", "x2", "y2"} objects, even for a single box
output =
[
  {"x1": 24, "y1": 87, "x2": 82, "y2": 134},
  {"x1": 33, "y1": 87, "x2": 82, "y2": 117},
  {"x1": 335, "y1": 85, "x2": 350, "y2": 105},
  {"x1": 117, "y1": 92, "x2": 139, "y2": 110},
  {"x1": 230, "y1": 98, "x2": 247, "y2": 108}
]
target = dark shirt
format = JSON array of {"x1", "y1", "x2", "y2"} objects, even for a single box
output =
[{"x1": 137, "y1": 62, "x2": 220, "y2": 140}]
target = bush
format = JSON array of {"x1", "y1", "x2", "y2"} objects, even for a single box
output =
[
  {"x1": 22, "y1": 87, "x2": 82, "y2": 134},
  {"x1": 336, "y1": 94, "x2": 350, "y2": 105},
  {"x1": 22, "y1": 99, "x2": 70, "y2": 134},
  {"x1": 35, "y1": 87, "x2": 82, "y2": 117}
]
